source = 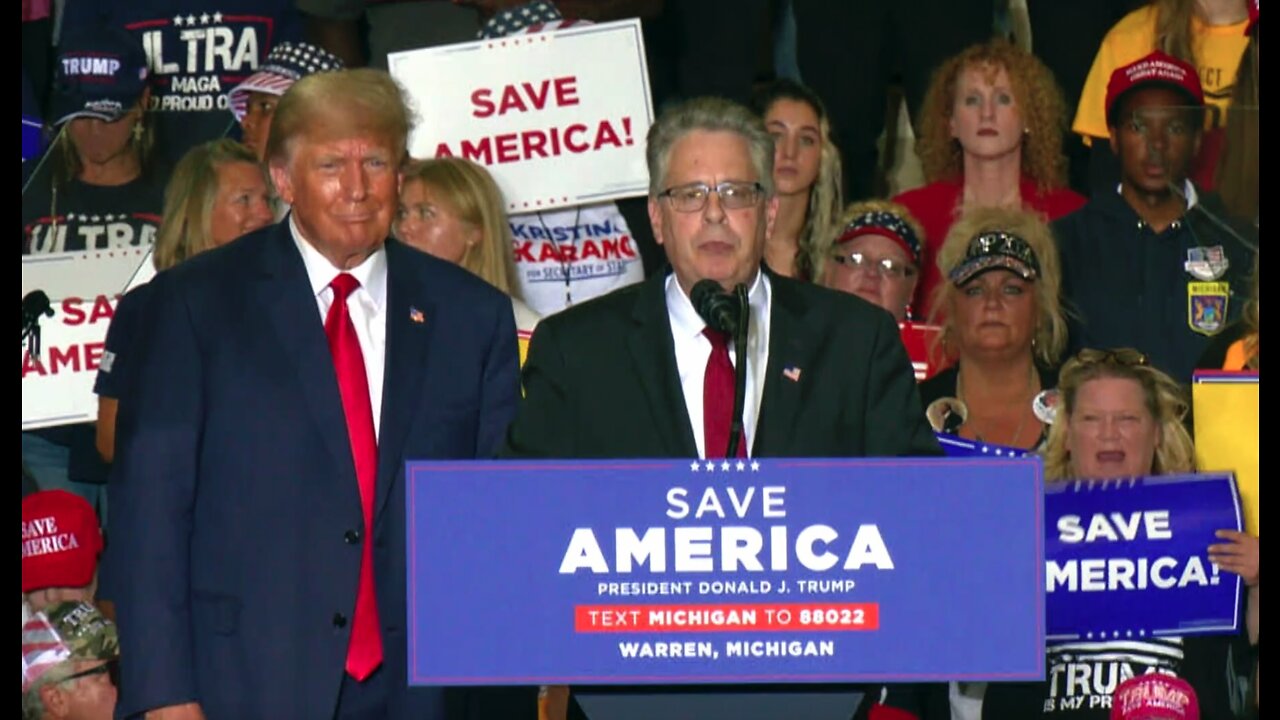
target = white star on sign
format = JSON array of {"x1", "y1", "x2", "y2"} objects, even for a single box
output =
[
  {"x1": 91, "y1": 215, "x2": 101, "y2": 222},
  {"x1": 690, "y1": 461, "x2": 699, "y2": 472},
  {"x1": 704, "y1": 461, "x2": 715, "y2": 472},
  {"x1": 200, "y1": 12, "x2": 210, "y2": 24},
  {"x1": 212, "y1": 11, "x2": 223, "y2": 22},
  {"x1": 720, "y1": 461, "x2": 730, "y2": 471},
  {"x1": 186, "y1": 14, "x2": 197, "y2": 25},
  {"x1": 750, "y1": 460, "x2": 760, "y2": 472},
  {"x1": 735, "y1": 460, "x2": 746, "y2": 472},
  {"x1": 173, "y1": 15, "x2": 184, "y2": 26}
]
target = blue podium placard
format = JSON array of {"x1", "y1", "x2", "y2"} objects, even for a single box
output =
[
  {"x1": 1045, "y1": 473, "x2": 1242, "y2": 641},
  {"x1": 406, "y1": 457, "x2": 1045, "y2": 685}
]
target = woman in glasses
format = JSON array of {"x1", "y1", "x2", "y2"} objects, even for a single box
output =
[
  {"x1": 982, "y1": 347, "x2": 1244, "y2": 719},
  {"x1": 820, "y1": 200, "x2": 923, "y2": 322},
  {"x1": 919, "y1": 207, "x2": 1067, "y2": 451},
  {"x1": 894, "y1": 39, "x2": 1085, "y2": 322},
  {"x1": 751, "y1": 79, "x2": 843, "y2": 281}
]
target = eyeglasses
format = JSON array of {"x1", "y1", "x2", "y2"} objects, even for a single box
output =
[
  {"x1": 658, "y1": 181, "x2": 765, "y2": 213},
  {"x1": 829, "y1": 252, "x2": 917, "y2": 279},
  {"x1": 58, "y1": 659, "x2": 118, "y2": 687},
  {"x1": 1075, "y1": 348, "x2": 1149, "y2": 367}
]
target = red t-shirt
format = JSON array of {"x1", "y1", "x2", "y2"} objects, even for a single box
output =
[{"x1": 893, "y1": 177, "x2": 1086, "y2": 320}]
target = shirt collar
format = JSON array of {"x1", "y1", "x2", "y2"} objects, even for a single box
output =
[
  {"x1": 289, "y1": 214, "x2": 388, "y2": 308},
  {"x1": 1114, "y1": 179, "x2": 1199, "y2": 211},
  {"x1": 665, "y1": 269, "x2": 768, "y2": 338}
]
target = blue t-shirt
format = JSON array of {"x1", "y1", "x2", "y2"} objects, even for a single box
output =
[{"x1": 94, "y1": 282, "x2": 154, "y2": 403}]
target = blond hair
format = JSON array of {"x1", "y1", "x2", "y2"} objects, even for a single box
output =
[
  {"x1": 1042, "y1": 352, "x2": 1195, "y2": 481},
  {"x1": 153, "y1": 139, "x2": 263, "y2": 271},
  {"x1": 399, "y1": 158, "x2": 519, "y2": 299},
  {"x1": 752, "y1": 81, "x2": 844, "y2": 280},
  {"x1": 930, "y1": 206, "x2": 1068, "y2": 367},
  {"x1": 265, "y1": 68, "x2": 412, "y2": 167},
  {"x1": 916, "y1": 38, "x2": 1070, "y2": 191}
]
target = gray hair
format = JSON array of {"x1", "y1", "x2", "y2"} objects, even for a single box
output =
[
  {"x1": 645, "y1": 97, "x2": 776, "y2": 198},
  {"x1": 23, "y1": 672, "x2": 79, "y2": 720}
]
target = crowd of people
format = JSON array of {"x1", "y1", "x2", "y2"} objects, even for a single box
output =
[{"x1": 22, "y1": 1, "x2": 1259, "y2": 719}]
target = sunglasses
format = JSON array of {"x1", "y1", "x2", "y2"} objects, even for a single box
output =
[
  {"x1": 1075, "y1": 348, "x2": 1149, "y2": 367},
  {"x1": 58, "y1": 658, "x2": 119, "y2": 687}
]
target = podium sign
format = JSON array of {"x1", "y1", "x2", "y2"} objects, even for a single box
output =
[{"x1": 406, "y1": 458, "x2": 1045, "y2": 685}]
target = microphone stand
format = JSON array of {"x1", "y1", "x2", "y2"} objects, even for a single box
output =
[{"x1": 725, "y1": 283, "x2": 749, "y2": 458}]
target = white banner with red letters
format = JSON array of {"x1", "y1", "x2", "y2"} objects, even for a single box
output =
[
  {"x1": 388, "y1": 18, "x2": 654, "y2": 213},
  {"x1": 22, "y1": 248, "x2": 156, "y2": 430}
]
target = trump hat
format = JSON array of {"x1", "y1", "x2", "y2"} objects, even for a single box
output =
[
  {"x1": 22, "y1": 490, "x2": 104, "y2": 593},
  {"x1": 1105, "y1": 51, "x2": 1205, "y2": 125},
  {"x1": 51, "y1": 27, "x2": 150, "y2": 126},
  {"x1": 21, "y1": 601, "x2": 119, "y2": 693},
  {"x1": 1110, "y1": 674, "x2": 1200, "y2": 720}
]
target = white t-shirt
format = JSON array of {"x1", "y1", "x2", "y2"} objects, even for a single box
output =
[{"x1": 509, "y1": 202, "x2": 645, "y2": 317}]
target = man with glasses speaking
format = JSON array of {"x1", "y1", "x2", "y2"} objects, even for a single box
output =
[
  {"x1": 504, "y1": 95, "x2": 938, "y2": 478},
  {"x1": 501, "y1": 94, "x2": 940, "y2": 719}
]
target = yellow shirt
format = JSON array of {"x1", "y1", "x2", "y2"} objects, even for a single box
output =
[{"x1": 1074, "y1": 5, "x2": 1249, "y2": 142}]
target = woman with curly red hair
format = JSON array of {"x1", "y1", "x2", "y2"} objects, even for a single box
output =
[{"x1": 894, "y1": 38, "x2": 1086, "y2": 320}]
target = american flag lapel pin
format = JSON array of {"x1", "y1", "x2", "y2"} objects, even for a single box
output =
[
  {"x1": 782, "y1": 365, "x2": 802, "y2": 382},
  {"x1": 409, "y1": 306, "x2": 425, "y2": 324}
]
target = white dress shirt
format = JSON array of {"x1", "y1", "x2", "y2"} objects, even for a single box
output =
[
  {"x1": 666, "y1": 271, "x2": 771, "y2": 459},
  {"x1": 289, "y1": 216, "x2": 388, "y2": 440}
]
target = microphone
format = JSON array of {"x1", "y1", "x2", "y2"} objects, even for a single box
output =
[
  {"x1": 690, "y1": 279, "x2": 741, "y2": 335},
  {"x1": 690, "y1": 279, "x2": 751, "y2": 458}
]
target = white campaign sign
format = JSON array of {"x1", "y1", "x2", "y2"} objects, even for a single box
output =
[
  {"x1": 22, "y1": 248, "x2": 155, "y2": 429},
  {"x1": 388, "y1": 19, "x2": 653, "y2": 212}
]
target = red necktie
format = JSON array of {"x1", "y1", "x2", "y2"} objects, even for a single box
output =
[
  {"x1": 702, "y1": 328, "x2": 747, "y2": 459},
  {"x1": 325, "y1": 273, "x2": 383, "y2": 681}
]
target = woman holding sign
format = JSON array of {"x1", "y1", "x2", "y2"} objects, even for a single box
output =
[
  {"x1": 919, "y1": 207, "x2": 1067, "y2": 451},
  {"x1": 21, "y1": 28, "x2": 166, "y2": 520},
  {"x1": 751, "y1": 79, "x2": 843, "y2": 281},
  {"x1": 981, "y1": 348, "x2": 1244, "y2": 719}
]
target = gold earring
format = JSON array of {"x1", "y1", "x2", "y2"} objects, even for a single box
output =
[{"x1": 131, "y1": 122, "x2": 144, "y2": 142}]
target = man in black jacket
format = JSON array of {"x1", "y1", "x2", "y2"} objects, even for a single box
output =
[
  {"x1": 505, "y1": 96, "x2": 939, "y2": 463},
  {"x1": 502, "y1": 95, "x2": 940, "y2": 720},
  {"x1": 1054, "y1": 51, "x2": 1256, "y2": 384}
]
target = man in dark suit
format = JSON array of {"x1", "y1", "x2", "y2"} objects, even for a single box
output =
[
  {"x1": 505, "y1": 96, "x2": 938, "y2": 461},
  {"x1": 106, "y1": 69, "x2": 519, "y2": 719},
  {"x1": 503, "y1": 97, "x2": 939, "y2": 720}
]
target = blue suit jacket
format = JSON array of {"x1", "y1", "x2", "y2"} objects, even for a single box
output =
[{"x1": 106, "y1": 223, "x2": 520, "y2": 719}]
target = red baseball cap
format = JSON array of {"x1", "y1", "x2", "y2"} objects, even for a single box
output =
[
  {"x1": 1247, "y1": 0, "x2": 1259, "y2": 34},
  {"x1": 1110, "y1": 674, "x2": 1200, "y2": 720},
  {"x1": 1105, "y1": 51, "x2": 1205, "y2": 125},
  {"x1": 21, "y1": 490, "x2": 104, "y2": 593}
]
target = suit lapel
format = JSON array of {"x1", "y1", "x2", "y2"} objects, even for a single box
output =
[
  {"x1": 754, "y1": 273, "x2": 817, "y2": 456},
  {"x1": 627, "y1": 272, "x2": 698, "y2": 457},
  {"x1": 374, "y1": 240, "x2": 435, "y2": 517},
  {"x1": 254, "y1": 224, "x2": 358, "y2": 493}
]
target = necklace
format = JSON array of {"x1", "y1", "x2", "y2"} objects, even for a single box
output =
[{"x1": 956, "y1": 365, "x2": 1040, "y2": 448}]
